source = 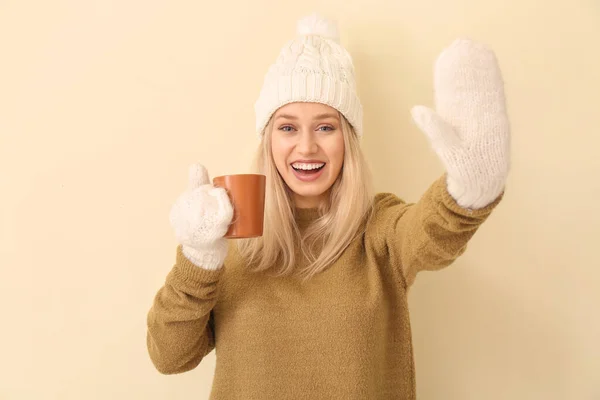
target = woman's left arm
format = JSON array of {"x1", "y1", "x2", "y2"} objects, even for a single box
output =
[{"x1": 374, "y1": 39, "x2": 510, "y2": 288}]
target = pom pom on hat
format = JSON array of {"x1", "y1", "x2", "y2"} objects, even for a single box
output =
[{"x1": 296, "y1": 13, "x2": 340, "y2": 43}]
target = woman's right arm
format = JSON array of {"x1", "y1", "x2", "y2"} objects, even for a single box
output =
[
  {"x1": 147, "y1": 246, "x2": 223, "y2": 374},
  {"x1": 147, "y1": 163, "x2": 233, "y2": 374}
]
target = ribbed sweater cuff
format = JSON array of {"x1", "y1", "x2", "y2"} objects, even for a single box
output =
[
  {"x1": 173, "y1": 245, "x2": 225, "y2": 285},
  {"x1": 437, "y1": 174, "x2": 504, "y2": 218}
]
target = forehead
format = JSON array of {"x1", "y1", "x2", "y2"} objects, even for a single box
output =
[{"x1": 274, "y1": 102, "x2": 339, "y2": 118}]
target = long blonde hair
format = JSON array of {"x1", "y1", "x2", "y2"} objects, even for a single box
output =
[{"x1": 236, "y1": 115, "x2": 375, "y2": 281}]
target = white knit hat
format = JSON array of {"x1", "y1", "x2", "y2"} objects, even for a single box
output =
[{"x1": 254, "y1": 13, "x2": 363, "y2": 139}]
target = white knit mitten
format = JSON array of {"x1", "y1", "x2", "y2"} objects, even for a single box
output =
[
  {"x1": 169, "y1": 163, "x2": 234, "y2": 270},
  {"x1": 411, "y1": 39, "x2": 510, "y2": 209}
]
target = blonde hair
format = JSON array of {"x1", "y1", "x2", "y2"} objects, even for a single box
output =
[{"x1": 236, "y1": 115, "x2": 375, "y2": 281}]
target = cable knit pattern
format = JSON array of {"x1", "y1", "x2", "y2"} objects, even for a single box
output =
[
  {"x1": 411, "y1": 39, "x2": 511, "y2": 210},
  {"x1": 254, "y1": 13, "x2": 363, "y2": 138},
  {"x1": 168, "y1": 163, "x2": 234, "y2": 270}
]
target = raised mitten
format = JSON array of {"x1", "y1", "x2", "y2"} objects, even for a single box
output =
[
  {"x1": 411, "y1": 39, "x2": 510, "y2": 209},
  {"x1": 169, "y1": 163, "x2": 234, "y2": 270}
]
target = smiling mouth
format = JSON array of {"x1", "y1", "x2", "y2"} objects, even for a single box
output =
[{"x1": 291, "y1": 162, "x2": 326, "y2": 175}]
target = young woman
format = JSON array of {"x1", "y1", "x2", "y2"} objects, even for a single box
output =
[{"x1": 147, "y1": 13, "x2": 510, "y2": 399}]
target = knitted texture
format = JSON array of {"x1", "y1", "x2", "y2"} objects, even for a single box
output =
[
  {"x1": 147, "y1": 176, "x2": 503, "y2": 399},
  {"x1": 168, "y1": 163, "x2": 233, "y2": 270},
  {"x1": 411, "y1": 39, "x2": 510, "y2": 209},
  {"x1": 254, "y1": 13, "x2": 363, "y2": 138}
]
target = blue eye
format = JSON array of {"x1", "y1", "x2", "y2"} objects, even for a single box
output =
[
  {"x1": 279, "y1": 125, "x2": 295, "y2": 132},
  {"x1": 318, "y1": 126, "x2": 334, "y2": 132}
]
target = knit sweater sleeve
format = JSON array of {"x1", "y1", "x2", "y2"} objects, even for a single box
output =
[
  {"x1": 146, "y1": 245, "x2": 223, "y2": 374},
  {"x1": 371, "y1": 175, "x2": 503, "y2": 288}
]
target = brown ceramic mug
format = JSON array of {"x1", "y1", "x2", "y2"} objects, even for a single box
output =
[{"x1": 212, "y1": 174, "x2": 266, "y2": 238}]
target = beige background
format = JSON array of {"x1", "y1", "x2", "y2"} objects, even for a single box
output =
[{"x1": 1, "y1": 0, "x2": 598, "y2": 399}]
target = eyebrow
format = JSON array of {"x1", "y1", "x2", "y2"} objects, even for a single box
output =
[{"x1": 274, "y1": 112, "x2": 340, "y2": 121}]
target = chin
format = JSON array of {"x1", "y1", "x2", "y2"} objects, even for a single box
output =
[{"x1": 283, "y1": 177, "x2": 331, "y2": 203}]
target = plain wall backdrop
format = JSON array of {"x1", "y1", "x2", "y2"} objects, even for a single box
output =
[{"x1": 1, "y1": 1, "x2": 598, "y2": 399}]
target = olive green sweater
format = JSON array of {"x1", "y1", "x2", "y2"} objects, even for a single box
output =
[{"x1": 146, "y1": 176, "x2": 502, "y2": 399}]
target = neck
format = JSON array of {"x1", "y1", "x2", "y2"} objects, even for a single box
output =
[{"x1": 293, "y1": 192, "x2": 328, "y2": 209}]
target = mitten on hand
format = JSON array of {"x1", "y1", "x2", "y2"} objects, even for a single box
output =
[
  {"x1": 411, "y1": 39, "x2": 510, "y2": 209},
  {"x1": 169, "y1": 163, "x2": 234, "y2": 270}
]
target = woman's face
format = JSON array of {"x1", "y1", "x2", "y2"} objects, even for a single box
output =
[{"x1": 270, "y1": 102, "x2": 345, "y2": 208}]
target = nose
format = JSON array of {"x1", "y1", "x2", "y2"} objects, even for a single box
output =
[{"x1": 296, "y1": 129, "x2": 318, "y2": 155}]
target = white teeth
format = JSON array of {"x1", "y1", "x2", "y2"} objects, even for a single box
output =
[{"x1": 292, "y1": 162, "x2": 325, "y2": 171}]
